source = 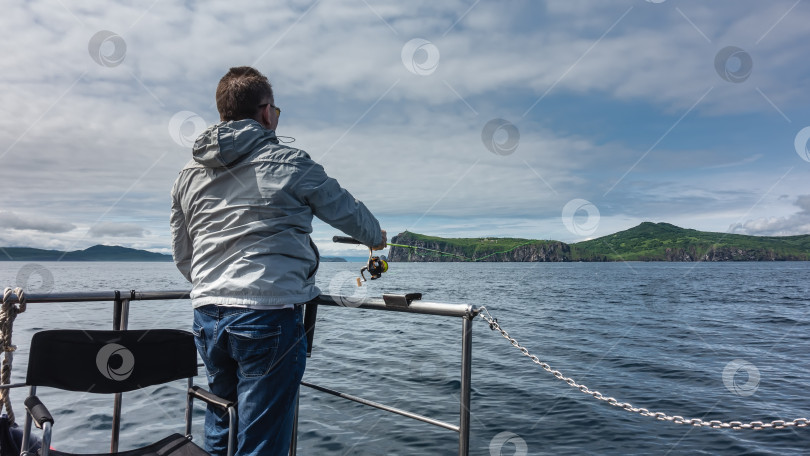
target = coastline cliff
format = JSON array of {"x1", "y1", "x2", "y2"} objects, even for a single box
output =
[
  {"x1": 389, "y1": 232, "x2": 570, "y2": 262},
  {"x1": 387, "y1": 223, "x2": 810, "y2": 262}
]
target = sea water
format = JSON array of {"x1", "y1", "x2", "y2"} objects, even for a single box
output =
[{"x1": 0, "y1": 261, "x2": 808, "y2": 455}]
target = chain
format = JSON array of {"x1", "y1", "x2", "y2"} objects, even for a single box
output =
[{"x1": 477, "y1": 306, "x2": 810, "y2": 430}]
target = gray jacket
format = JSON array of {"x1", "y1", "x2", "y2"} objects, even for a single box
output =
[{"x1": 171, "y1": 119, "x2": 382, "y2": 309}]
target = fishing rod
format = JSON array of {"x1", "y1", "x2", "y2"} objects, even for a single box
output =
[
  {"x1": 332, "y1": 236, "x2": 388, "y2": 283},
  {"x1": 306, "y1": 236, "x2": 419, "y2": 356}
]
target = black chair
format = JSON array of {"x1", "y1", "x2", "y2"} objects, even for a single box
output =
[{"x1": 20, "y1": 329, "x2": 236, "y2": 456}]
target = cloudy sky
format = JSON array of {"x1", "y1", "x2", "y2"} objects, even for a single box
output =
[{"x1": 2, "y1": 0, "x2": 810, "y2": 257}]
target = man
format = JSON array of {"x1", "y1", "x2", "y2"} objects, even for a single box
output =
[{"x1": 170, "y1": 66, "x2": 385, "y2": 455}]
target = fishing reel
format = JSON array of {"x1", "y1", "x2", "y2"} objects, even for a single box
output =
[
  {"x1": 332, "y1": 236, "x2": 388, "y2": 285},
  {"x1": 361, "y1": 254, "x2": 388, "y2": 281}
]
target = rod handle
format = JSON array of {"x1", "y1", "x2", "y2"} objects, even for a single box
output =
[{"x1": 332, "y1": 236, "x2": 363, "y2": 245}]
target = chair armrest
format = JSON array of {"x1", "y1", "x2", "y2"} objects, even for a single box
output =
[
  {"x1": 24, "y1": 396, "x2": 54, "y2": 429},
  {"x1": 188, "y1": 385, "x2": 234, "y2": 411}
]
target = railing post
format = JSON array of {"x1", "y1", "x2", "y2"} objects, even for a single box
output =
[
  {"x1": 289, "y1": 391, "x2": 300, "y2": 455},
  {"x1": 21, "y1": 385, "x2": 36, "y2": 453},
  {"x1": 291, "y1": 300, "x2": 317, "y2": 454},
  {"x1": 112, "y1": 290, "x2": 122, "y2": 330},
  {"x1": 459, "y1": 315, "x2": 472, "y2": 456},
  {"x1": 110, "y1": 293, "x2": 130, "y2": 453}
]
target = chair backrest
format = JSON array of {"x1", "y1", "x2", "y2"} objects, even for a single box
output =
[{"x1": 25, "y1": 329, "x2": 197, "y2": 394}]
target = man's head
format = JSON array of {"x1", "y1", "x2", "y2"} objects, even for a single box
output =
[{"x1": 215, "y1": 66, "x2": 278, "y2": 129}]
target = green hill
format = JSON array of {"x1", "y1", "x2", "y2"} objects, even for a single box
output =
[
  {"x1": 388, "y1": 223, "x2": 810, "y2": 262},
  {"x1": 571, "y1": 222, "x2": 810, "y2": 261}
]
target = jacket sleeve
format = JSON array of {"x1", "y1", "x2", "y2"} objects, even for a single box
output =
[
  {"x1": 170, "y1": 180, "x2": 193, "y2": 282},
  {"x1": 294, "y1": 158, "x2": 382, "y2": 247}
]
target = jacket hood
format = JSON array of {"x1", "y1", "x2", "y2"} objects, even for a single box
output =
[{"x1": 192, "y1": 119, "x2": 278, "y2": 168}]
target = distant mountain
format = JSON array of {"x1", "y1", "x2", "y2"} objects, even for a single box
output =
[
  {"x1": 321, "y1": 257, "x2": 348, "y2": 262},
  {"x1": 0, "y1": 245, "x2": 172, "y2": 262},
  {"x1": 0, "y1": 245, "x2": 349, "y2": 262},
  {"x1": 388, "y1": 223, "x2": 810, "y2": 262}
]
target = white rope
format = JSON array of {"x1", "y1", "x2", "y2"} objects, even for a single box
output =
[{"x1": 1, "y1": 287, "x2": 27, "y2": 425}]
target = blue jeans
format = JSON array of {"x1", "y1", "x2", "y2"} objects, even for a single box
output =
[{"x1": 192, "y1": 305, "x2": 307, "y2": 456}]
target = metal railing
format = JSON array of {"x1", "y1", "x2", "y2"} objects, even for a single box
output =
[{"x1": 4, "y1": 290, "x2": 479, "y2": 455}]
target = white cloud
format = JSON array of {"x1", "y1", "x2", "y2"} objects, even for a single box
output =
[
  {"x1": 88, "y1": 222, "x2": 147, "y2": 238},
  {"x1": 729, "y1": 195, "x2": 810, "y2": 236},
  {"x1": 0, "y1": 212, "x2": 76, "y2": 233}
]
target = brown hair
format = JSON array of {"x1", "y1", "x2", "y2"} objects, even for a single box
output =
[{"x1": 215, "y1": 66, "x2": 274, "y2": 121}]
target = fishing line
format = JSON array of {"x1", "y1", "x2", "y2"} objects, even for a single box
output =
[
  {"x1": 333, "y1": 236, "x2": 540, "y2": 284},
  {"x1": 387, "y1": 240, "x2": 538, "y2": 262}
]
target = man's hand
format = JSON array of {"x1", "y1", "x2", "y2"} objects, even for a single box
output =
[{"x1": 372, "y1": 229, "x2": 387, "y2": 250}]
